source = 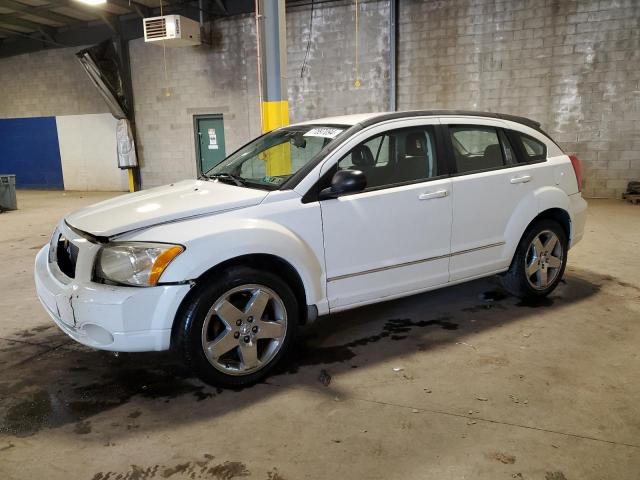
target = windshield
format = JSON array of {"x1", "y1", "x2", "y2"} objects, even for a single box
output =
[{"x1": 204, "y1": 125, "x2": 346, "y2": 189}]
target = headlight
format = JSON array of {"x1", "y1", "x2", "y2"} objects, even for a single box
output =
[{"x1": 94, "y1": 242, "x2": 184, "y2": 287}]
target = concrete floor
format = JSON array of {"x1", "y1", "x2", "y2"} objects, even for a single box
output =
[{"x1": 0, "y1": 190, "x2": 639, "y2": 480}]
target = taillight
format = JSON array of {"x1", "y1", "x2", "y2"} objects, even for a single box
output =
[{"x1": 569, "y1": 154, "x2": 582, "y2": 192}]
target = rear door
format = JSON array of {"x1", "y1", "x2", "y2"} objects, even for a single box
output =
[{"x1": 441, "y1": 118, "x2": 545, "y2": 281}]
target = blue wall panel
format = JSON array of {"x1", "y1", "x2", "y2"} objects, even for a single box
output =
[{"x1": 0, "y1": 117, "x2": 64, "y2": 189}]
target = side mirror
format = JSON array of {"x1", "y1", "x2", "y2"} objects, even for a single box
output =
[{"x1": 319, "y1": 169, "x2": 367, "y2": 200}]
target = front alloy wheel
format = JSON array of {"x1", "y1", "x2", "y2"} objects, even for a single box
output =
[
  {"x1": 174, "y1": 266, "x2": 298, "y2": 387},
  {"x1": 202, "y1": 284, "x2": 287, "y2": 376}
]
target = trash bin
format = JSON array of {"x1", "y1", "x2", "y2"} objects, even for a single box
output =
[{"x1": 0, "y1": 175, "x2": 17, "y2": 211}]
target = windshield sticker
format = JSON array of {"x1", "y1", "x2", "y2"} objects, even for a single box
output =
[
  {"x1": 304, "y1": 127, "x2": 343, "y2": 139},
  {"x1": 263, "y1": 176, "x2": 285, "y2": 185}
]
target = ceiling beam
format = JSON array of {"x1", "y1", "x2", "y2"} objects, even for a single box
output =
[
  {"x1": 0, "y1": 0, "x2": 256, "y2": 57},
  {"x1": 0, "y1": 0, "x2": 82, "y2": 25},
  {"x1": 0, "y1": 13, "x2": 143, "y2": 57},
  {"x1": 0, "y1": 14, "x2": 51, "y2": 31},
  {"x1": 107, "y1": 0, "x2": 151, "y2": 17},
  {"x1": 37, "y1": 24, "x2": 56, "y2": 42},
  {"x1": 98, "y1": 11, "x2": 117, "y2": 32},
  {"x1": 0, "y1": 24, "x2": 63, "y2": 47}
]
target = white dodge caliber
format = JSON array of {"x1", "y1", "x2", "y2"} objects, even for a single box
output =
[{"x1": 35, "y1": 111, "x2": 587, "y2": 386}]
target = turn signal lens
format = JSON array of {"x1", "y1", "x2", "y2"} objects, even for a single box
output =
[{"x1": 149, "y1": 246, "x2": 184, "y2": 286}]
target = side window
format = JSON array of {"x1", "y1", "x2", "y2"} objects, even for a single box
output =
[
  {"x1": 339, "y1": 134, "x2": 390, "y2": 170},
  {"x1": 449, "y1": 126, "x2": 505, "y2": 174},
  {"x1": 510, "y1": 131, "x2": 547, "y2": 162},
  {"x1": 338, "y1": 127, "x2": 438, "y2": 190}
]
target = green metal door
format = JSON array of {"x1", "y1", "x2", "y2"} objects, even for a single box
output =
[{"x1": 195, "y1": 115, "x2": 226, "y2": 174}]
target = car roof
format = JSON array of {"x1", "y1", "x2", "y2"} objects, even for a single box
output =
[
  {"x1": 291, "y1": 112, "x2": 389, "y2": 127},
  {"x1": 291, "y1": 110, "x2": 542, "y2": 132}
]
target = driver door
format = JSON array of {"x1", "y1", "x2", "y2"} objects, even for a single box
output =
[{"x1": 319, "y1": 122, "x2": 453, "y2": 311}]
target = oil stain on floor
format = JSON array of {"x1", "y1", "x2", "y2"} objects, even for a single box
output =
[{"x1": 90, "y1": 454, "x2": 250, "y2": 480}]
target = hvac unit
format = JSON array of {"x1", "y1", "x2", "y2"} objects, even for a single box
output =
[{"x1": 143, "y1": 15, "x2": 201, "y2": 47}]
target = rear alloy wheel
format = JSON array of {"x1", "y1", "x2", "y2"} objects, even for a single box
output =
[
  {"x1": 524, "y1": 230, "x2": 564, "y2": 291},
  {"x1": 174, "y1": 266, "x2": 298, "y2": 387},
  {"x1": 501, "y1": 219, "x2": 568, "y2": 299}
]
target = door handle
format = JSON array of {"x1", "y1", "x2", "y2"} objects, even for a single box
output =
[
  {"x1": 510, "y1": 175, "x2": 532, "y2": 184},
  {"x1": 418, "y1": 190, "x2": 449, "y2": 200}
]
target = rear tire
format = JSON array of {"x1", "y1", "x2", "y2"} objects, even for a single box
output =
[
  {"x1": 501, "y1": 219, "x2": 568, "y2": 299},
  {"x1": 174, "y1": 266, "x2": 298, "y2": 387}
]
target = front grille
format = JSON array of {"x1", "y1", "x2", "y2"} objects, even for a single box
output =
[{"x1": 52, "y1": 234, "x2": 78, "y2": 278}]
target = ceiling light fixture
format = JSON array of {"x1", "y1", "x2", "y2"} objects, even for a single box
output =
[{"x1": 74, "y1": 0, "x2": 107, "y2": 5}]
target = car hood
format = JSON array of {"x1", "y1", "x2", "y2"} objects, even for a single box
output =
[{"x1": 65, "y1": 179, "x2": 269, "y2": 237}]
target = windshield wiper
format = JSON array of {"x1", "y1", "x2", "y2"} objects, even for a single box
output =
[{"x1": 205, "y1": 173, "x2": 246, "y2": 187}]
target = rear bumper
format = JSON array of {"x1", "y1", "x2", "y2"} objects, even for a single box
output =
[
  {"x1": 34, "y1": 245, "x2": 191, "y2": 352},
  {"x1": 569, "y1": 192, "x2": 587, "y2": 248}
]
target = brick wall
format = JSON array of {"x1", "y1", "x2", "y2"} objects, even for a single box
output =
[
  {"x1": 2, "y1": 0, "x2": 638, "y2": 196},
  {"x1": 397, "y1": 0, "x2": 640, "y2": 198},
  {"x1": 286, "y1": 0, "x2": 391, "y2": 123},
  {"x1": 0, "y1": 46, "x2": 108, "y2": 118},
  {"x1": 130, "y1": 1, "x2": 391, "y2": 187},
  {"x1": 129, "y1": 14, "x2": 261, "y2": 187}
]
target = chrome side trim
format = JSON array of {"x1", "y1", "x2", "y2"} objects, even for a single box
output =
[
  {"x1": 328, "y1": 254, "x2": 449, "y2": 282},
  {"x1": 450, "y1": 241, "x2": 505, "y2": 258},
  {"x1": 326, "y1": 241, "x2": 505, "y2": 282}
]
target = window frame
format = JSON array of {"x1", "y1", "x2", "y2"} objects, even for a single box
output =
[
  {"x1": 326, "y1": 124, "x2": 449, "y2": 198},
  {"x1": 442, "y1": 124, "x2": 545, "y2": 177},
  {"x1": 498, "y1": 129, "x2": 518, "y2": 166}
]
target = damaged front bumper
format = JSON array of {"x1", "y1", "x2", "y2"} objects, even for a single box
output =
[{"x1": 34, "y1": 242, "x2": 191, "y2": 352}]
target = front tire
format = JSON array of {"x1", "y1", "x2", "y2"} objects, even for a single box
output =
[
  {"x1": 174, "y1": 266, "x2": 298, "y2": 387},
  {"x1": 501, "y1": 219, "x2": 568, "y2": 299}
]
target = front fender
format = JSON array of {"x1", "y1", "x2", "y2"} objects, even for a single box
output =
[{"x1": 151, "y1": 217, "x2": 325, "y2": 306}]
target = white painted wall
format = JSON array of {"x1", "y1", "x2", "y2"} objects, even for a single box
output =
[{"x1": 56, "y1": 113, "x2": 128, "y2": 191}]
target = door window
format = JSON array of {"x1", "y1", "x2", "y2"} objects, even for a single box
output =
[
  {"x1": 338, "y1": 127, "x2": 438, "y2": 189},
  {"x1": 449, "y1": 126, "x2": 506, "y2": 174}
]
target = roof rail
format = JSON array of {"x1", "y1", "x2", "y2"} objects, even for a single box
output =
[{"x1": 358, "y1": 110, "x2": 542, "y2": 132}]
